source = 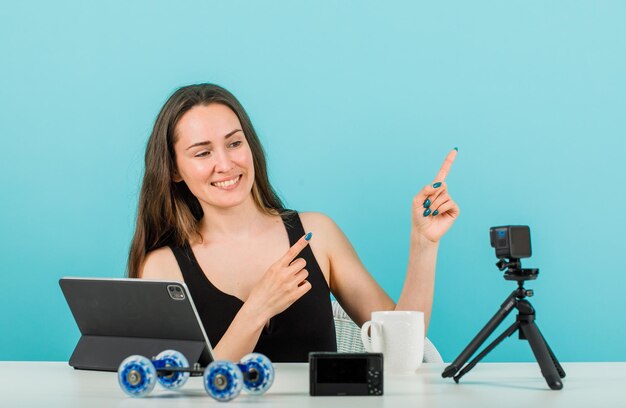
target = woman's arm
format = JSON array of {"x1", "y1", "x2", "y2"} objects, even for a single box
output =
[
  {"x1": 209, "y1": 302, "x2": 267, "y2": 361},
  {"x1": 140, "y1": 235, "x2": 313, "y2": 361},
  {"x1": 212, "y1": 235, "x2": 314, "y2": 360},
  {"x1": 302, "y1": 212, "x2": 395, "y2": 328},
  {"x1": 400, "y1": 149, "x2": 460, "y2": 331},
  {"x1": 140, "y1": 249, "x2": 266, "y2": 360},
  {"x1": 307, "y1": 149, "x2": 460, "y2": 335},
  {"x1": 395, "y1": 229, "x2": 439, "y2": 332}
]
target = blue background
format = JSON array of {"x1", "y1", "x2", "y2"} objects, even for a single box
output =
[{"x1": 1, "y1": 1, "x2": 625, "y2": 362}]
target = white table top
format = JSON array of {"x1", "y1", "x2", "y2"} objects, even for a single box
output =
[{"x1": 4, "y1": 361, "x2": 625, "y2": 407}]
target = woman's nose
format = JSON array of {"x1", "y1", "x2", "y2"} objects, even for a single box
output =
[{"x1": 213, "y1": 149, "x2": 234, "y2": 172}]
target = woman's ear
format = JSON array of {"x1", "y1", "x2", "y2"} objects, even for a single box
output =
[{"x1": 172, "y1": 168, "x2": 183, "y2": 183}]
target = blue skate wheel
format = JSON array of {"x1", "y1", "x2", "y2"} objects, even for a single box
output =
[
  {"x1": 203, "y1": 361, "x2": 243, "y2": 402},
  {"x1": 239, "y1": 353, "x2": 274, "y2": 395},
  {"x1": 155, "y1": 349, "x2": 190, "y2": 390},
  {"x1": 117, "y1": 355, "x2": 157, "y2": 397}
]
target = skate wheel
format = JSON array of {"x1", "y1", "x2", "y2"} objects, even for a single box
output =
[
  {"x1": 239, "y1": 353, "x2": 274, "y2": 395},
  {"x1": 117, "y1": 355, "x2": 157, "y2": 397},
  {"x1": 203, "y1": 361, "x2": 243, "y2": 402},
  {"x1": 155, "y1": 349, "x2": 190, "y2": 390}
]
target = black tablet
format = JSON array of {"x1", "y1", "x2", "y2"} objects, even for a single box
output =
[{"x1": 59, "y1": 277, "x2": 214, "y2": 371}]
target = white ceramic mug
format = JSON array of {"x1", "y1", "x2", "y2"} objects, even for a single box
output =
[{"x1": 360, "y1": 310, "x2": 424, "y2": 374}]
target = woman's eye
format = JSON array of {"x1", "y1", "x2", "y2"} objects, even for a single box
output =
[
  {"x1": 195, "y1": 151, "x2": 211, "y2": 158},
  {"x1": 229, "y1": 141, "x2": 242, "y2": 148}
]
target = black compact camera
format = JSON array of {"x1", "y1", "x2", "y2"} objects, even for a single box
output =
[
  {"x1": 490, "y1": 225, "x2": 532, "y2": 259},
  {"x1": 309, "y1": 352, "x2": 383, "y2": 396}
]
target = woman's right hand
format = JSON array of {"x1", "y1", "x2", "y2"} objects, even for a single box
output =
[{"x1": 244, "y1": 233, "x2": 313, "y2": 326}]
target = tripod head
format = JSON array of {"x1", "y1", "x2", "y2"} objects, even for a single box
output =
[{"x1": 496, "y1": 257, "x2": 539, "y2": 282}]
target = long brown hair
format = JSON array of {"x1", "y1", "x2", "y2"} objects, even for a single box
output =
[{"x1": 127, "y1": 84, "x2": 285, "y2": 278}]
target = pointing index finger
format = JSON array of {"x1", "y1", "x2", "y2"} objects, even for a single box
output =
[
  {"x1": 281, "y1": 232, "x2": 312, "y2": 265},
  {"x1": 434, "y1": 148, "x2": 458, "y2": 183}
]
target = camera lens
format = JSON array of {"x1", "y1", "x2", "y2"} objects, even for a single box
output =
[
  {"x1": 175, "y1": 287, "x2": 181, "y2": 292},
  {"x1": 169, "y1": 287, "x2": 174, "y2": 291}
]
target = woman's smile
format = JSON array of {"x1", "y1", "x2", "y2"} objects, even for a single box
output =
[{"x1": 211, "y1": 174, "x2": 242, "y2": 190}]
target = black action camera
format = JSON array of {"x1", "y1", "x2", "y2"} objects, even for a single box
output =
[
  {"x1": 309, "y1": 352, "x2": 383, "y2": 396},
  {"x1": 490, "y1": 225, "x2": 532, "y2": 259},
  {"x1": 490, "y1": 225, "x2": 537, "y2": 281}
]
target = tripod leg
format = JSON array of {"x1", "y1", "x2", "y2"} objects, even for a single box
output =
[
  {"x1": 539, "y1": 330, "x2": 566, "y2": 379},
  {"x1": 453, "y1": 321, "x2": 519, "y2": 383},
  {"x1": 519, "y1": 321, "x2": 563, "y2": 390},
  {"x1": 442, "y1": 291, "x2": 518, "y2": 378}
]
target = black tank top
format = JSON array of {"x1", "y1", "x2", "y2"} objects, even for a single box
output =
[{"x1": 170, "y1": 211, "x2": 337, "y2": 362}]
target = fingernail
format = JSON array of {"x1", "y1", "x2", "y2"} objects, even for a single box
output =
[
  {"x1": 454, "y1": 147, "x2": 458, "y2": 151},
  {"x1": 305, "y1": 232, "x2": 312, "y2": 241},
  {"x1": 423, "y1": 198, "x2": 431, "y2": 208},
  {"x1": 433, "y1": 182, "x2": 442, "y2": 188},
  {"x1": 423, "y1": 208, "x2": 432, "y2": 217},
  {"x1": 432, "y1": 209, "x2": 439, "y2": 216}
]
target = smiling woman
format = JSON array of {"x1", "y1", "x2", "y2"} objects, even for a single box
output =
[
  {"x1": 127, "y1": 85, "x2": 284, "y2": 279},
  {"x1": 174, "y1": 105, "x2": 258, "y2": 214},
  {"x1": 127, "y1": 83, "x2": 460, "y2": 363}
]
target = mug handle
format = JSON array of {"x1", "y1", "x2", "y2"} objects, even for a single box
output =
[{"x1": 360, "y1": 321, "x2": 382, "y2": 352}]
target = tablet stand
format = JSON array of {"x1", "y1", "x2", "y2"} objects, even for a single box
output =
[{"x1": 70, "y1": 336, "x2": 210, "y2": 372}]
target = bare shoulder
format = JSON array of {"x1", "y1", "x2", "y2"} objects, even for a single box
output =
[
  {"x1": 298, "y1": 211, "x2": 350, "y2": 257},
  {"x1": 140, "y1": 246, "x2": 184, "y2": 281},
  {"x1": 298, "y1": 211, "x2": 343, "y2": 240}
]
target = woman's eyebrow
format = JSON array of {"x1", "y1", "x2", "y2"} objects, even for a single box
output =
[{"x1": 186, "y1": 129, "x2": 242, "y2": 150}]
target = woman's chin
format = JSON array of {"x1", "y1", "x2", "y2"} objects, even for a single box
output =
[{"x1": 205, "y1": 193, "x2": 253, "y2": 210}]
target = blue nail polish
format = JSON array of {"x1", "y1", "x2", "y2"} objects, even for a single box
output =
[
  {"x1": 423, "y1": 198, "x2": 431, "y2": 208},
  {"x1": 433, "y1": 182, "x2": 442, "y2": 188},
  {"x1": 454, "y1": 147, "x2": 458, "y2": 151},
  {"x1": 305, "y1": 232, "x2": 312, "y2": 241},
  {"x1": 432, "y1": 209, "x2": 439, "y2": 216},
  {"x1": 423, "y1": 208, "x2": 432, "y2": 217}
]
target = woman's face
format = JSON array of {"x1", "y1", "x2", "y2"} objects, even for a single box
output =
[{"x1": 173, "y1": 103, "x2": 255, "y2": 211}]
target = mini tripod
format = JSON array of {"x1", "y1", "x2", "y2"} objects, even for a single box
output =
[{"x1": 441, "y1": 258, "x2": 566, "y2": 390}]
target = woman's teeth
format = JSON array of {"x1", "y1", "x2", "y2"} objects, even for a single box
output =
[{"x1": 212, "y1": 176, "x2": 240, "y2": 188}]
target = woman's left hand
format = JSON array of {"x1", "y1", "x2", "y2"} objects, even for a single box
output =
[{"x1": 412, "y1": 148, "x2": 460, "y2": 243}]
